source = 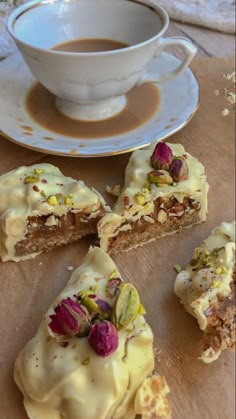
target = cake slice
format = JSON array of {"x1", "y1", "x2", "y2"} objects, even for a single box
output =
[
  {"x1": 0, "y1": 164, "x2": 110, "y2": 262},
  {"x1": 14, "y1": 247, "x2": 171, "y2": 419},
  {"x1": 174, "y1": 221, "x2": 235, "y2": 363},
  {"x1": 98, "y1": 142, "x2": 209, "y2": 254}
]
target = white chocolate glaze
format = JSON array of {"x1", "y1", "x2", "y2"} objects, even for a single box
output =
[
  {"x1": 0, "y1": 164, "x2": 109, "y2": 262},
  {"x1": 14, "y1": 247, "x2": 170, "y2": 419},
  {"x1": 98, "y1": 143, "x2": 209, "y2": 251},
  {"x1": 174, "y1": 221, "x2": 235, "y2": 363}
]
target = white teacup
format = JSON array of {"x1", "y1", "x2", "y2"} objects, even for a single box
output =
[{"x1": 8, "y1": 0, "x2": 197, "y2": 121}]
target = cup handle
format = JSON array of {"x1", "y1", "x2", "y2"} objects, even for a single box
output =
[{"x1": 138, "y1": 37, "x2": 197, "y2": 84}]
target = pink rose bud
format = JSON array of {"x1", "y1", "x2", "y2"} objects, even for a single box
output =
[
  {"x1": 48, "y1": 297, "x2": 90, "y2": 339},
  {"x1": 169, "y1": 158, "x2": 189, "y2": 182},
  {"x1": 88, "y1": 320, "x2": 118, "y2": 357},
  {"x1": 151, "y1": 142, "x2": 173, "y2": 170}
]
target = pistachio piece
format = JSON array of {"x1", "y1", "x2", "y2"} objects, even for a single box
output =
[
  {"x1": 24, "y1": 176, "x2": 40, "y2": 184},
  {"x1": 134, "y1": 193, "x2": 146, "y2": 205},
  {"x1": 148, "y1": 170, "x2": 173, "y2": 187},
  {"x1": 47, "y1": 195, "x2": 58, "y2": 206},
  {"x1": 150, "y1": 142, "x2": 173, "y2": 170},
  {"x1": 111, "y1": 283, "x2": 140, "y2": 330},
  {"x1": 33, "y1": 168, "x2": 44, "y2": 175}
]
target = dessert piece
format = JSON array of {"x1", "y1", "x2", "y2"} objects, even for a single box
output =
[
  {"x1": 98, "y1": 142, "x2": 209, "y2": 254},
  {"x1": 14, "y1": 247, "x2": 171, "y2": 419},
  {"x1": 0, "y1": 164, "x2": 110, "y2": 262},
  {"x1": 174, "y1": 221, "x2": 235, "y2": 363}
]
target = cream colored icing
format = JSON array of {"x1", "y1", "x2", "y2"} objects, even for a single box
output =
[
  {"x1": 14, "y1": 247, "x2": 160, "y2": 419},
  {"x1": 174, "y1": 221, "x2": 235, "y2": 363},
  {"x1": 0, "y1": 164, "x2": 109, "y2": 262},
  {"x1": 98, "y1": 143, "x2": 209, "y2": 251}
]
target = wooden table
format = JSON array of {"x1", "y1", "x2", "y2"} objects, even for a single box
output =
[{"x1": 0, "y1": 21, "x2": 235, "y2": 419}]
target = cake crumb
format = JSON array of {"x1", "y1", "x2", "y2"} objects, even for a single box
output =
[
  {"x1": 66, "y1": 265, "x2": 74, "y2": 271},
  {"x1": 221, "y1": 108, "x2": 230, "y2": 117},
  {"x1": 214, "y1": 90, "x2": 220, "y2": 96}
]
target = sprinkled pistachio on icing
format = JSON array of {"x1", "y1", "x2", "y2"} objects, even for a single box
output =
[
  {"x1": 111, "y1": 283, "x2": 140, "y2": 330},
  {"x1": 78, "y1": 291, "x2": 111, "y2": 320},
  {"x1": 134, "y1": 193, "x2": 146, "y2": 205},
  {"x1": 109, "y1": 269, "x2": 118, "y2": 280},
  {"x1": 170, "y1": 158, "x2": 189, "y2": 182},
  {"x1": 138, "y1": 304, "x2": 146, "y2": 315},
  {"x1": 24, "y1": 176, "x2": 40, "y2": 184},
  {"x1": 33, "y1": 168, "x2": 44, "y2": 175},
  {"x1": 47, "y1": 195, "x2": 58, "y2": 206},
  {"x1": 40, "y1": 190, "x2": 46, "y2": 198},
  {"x1": 88, "y1": 320, "x2": 118, "y2": 357},
  {"x1": 64, "y1": 195, "x2": 74, "y2": 205},
  {"x1": 148, "y1": 170, "x2": 173, "y2": 187},
  {"x1": 151, "y1": 142, "x2": 173, "y2": 170},
  {"x1": 81, "y1": 357, "x2": 90, "y2": 365},
  {"x1": 174, "y1": 264, "x2": 182, "y2": 273},
  {"x1": 48, "y1": 297, "x2": 90, "y2": 340}
]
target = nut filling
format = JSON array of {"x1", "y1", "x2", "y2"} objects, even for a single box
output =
[
  {"x1": 16, "y1": 206, "x2": 106, "y2": 256},
  {"x1": 203, "y1": 269, "x2": 236, "y2": 354},
  {"x1": 107, "y1": 196, "x2": 201, "y2": 254}
]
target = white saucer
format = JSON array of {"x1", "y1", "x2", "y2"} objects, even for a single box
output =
[{"x1": 0, "y1": 52, "x2": 199, "y2": 157}]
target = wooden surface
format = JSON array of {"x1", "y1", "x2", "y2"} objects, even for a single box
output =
[{"x1": 0, "y1": 22, "x2": 235, "y2": 419}]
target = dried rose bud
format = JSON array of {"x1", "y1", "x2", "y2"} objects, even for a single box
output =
[
  {"x1": 150, "y1": 142, "x2": 173, "y2": 170},
  {"x1": 148, "y1": 170, "x2": 173, "y2": 186},
  {"x1": 88, "y1": 320, "x2": 118, "y2": 357},
  {"x1": 48, "y1": 297, "x2": 90, "y2": 340},
  {"x1": 169, "y1": 158, "x2": 189, "y2": 182}
]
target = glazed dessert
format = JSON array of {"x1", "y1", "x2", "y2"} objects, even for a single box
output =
[
  {"x1": 174, "y1": 221, "x2": 235, "y2": 363},
  {"x1": 98, "y1": 142, "x2": 209, "y2": 254},
  {"x1": 0, "y1": 164, "x2": 109, "y2": 262},
  {"x1": 14, "y1": 247, "x2": 171, "y2": 419}
]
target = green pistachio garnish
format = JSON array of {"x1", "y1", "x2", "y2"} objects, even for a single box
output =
[
  {"x1": 111, "y1": 283, "x2": 140, "y2": 330},
  {"x1": 134, "y1": 193, "x2": 146, "y2": 205},
  {"x1": 24, "y1": 176, "x2": 40, "y2": 184},
  {"x1": 33, "y1": 168, "x2": 44, "y2": 175}
]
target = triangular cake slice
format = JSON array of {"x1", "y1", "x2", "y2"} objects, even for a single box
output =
[
  {"x1": 174, "y1": 221, "x2": 235, "y2": 363},
  {"x1": 14, "y1": 247, "x2": 171, "y2": 419},
  {"x1": 98, "y1": 142, "x2": 209, "y2": 254},
  {"x1": 0, "y1": 164, "x2": 110, "y2": 262}
]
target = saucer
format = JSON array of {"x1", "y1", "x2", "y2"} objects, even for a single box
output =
[{"x1": 0, "y1": 52, "x2": 199, "y2": 157}]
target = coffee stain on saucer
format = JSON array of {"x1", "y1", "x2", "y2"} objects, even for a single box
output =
[{"x1": 26, "y1": 82, "x2": 160, "y2": 139}]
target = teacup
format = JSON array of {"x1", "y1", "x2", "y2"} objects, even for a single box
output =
[{"x1": 8, "y1": 0, "x2": 197, "y2": 121}]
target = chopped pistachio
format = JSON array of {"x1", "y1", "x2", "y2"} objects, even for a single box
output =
[
  {"x1": 212, "y1": 280, "x2": 221, "y2": 288},
  {"x1": 142, "y1": 187, "x2": 150, "y2": 194},
  {"x1": 33, "y1": 168, "x2": 44, "y2": 175},
  {"x1": 134, "y1": 193, "x2": 145, "y2": 205},
  {"x1": 40, "y1": 190, "x2": 46, "y2": 198},
  {"x1": 90, "y1": 285, "x2": 99, "y2": 292},
  {"x1": 64, "y1": 195, "x2": 73, "y2": 205},
  {"x1": 221, "y1": 266, "x2": 228, "y2": 273},
  {"x1": 109, "y1": 269, "x2": 118, "y2": 280},
  {"x1": 47, "y1": 195, "x2": 58, "y2": 206},
  {"x1": 138, "y1": 304, "x2": 146, "y2": 315},
  {"x1": 81, "y1": 357, "x2": 90, "y2": 365},
  {"x1": 215, "y1": 267, "x2": 222, "y2": 275},
  {"x1": 24, "y1": 176, "x2": 40, "y2": 184},
  {"x1": 174, "y1": 264, "x2": 181, "y2": 273}
]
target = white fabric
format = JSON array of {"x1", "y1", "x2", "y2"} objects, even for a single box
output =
[
  {"x1": 0, "y1": 0, "x2": 235, "y2": 59},
  {"x1": 157, "y1": 0, "x2": 235, "y2": 34}
]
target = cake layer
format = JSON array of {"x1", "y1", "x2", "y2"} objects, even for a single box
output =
[
  {"x1": 14, "y1": 247, "x2": 171, "y2": 419},
  {"x1": 174, "y1": 221, "x2": 235, "y2": 363},
  {"x1": 0, "y1": 164, "x2": 109, "y2": 261},
  {"x1": 98, "y1": 142, "x2": 209, "y2": 254}
]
